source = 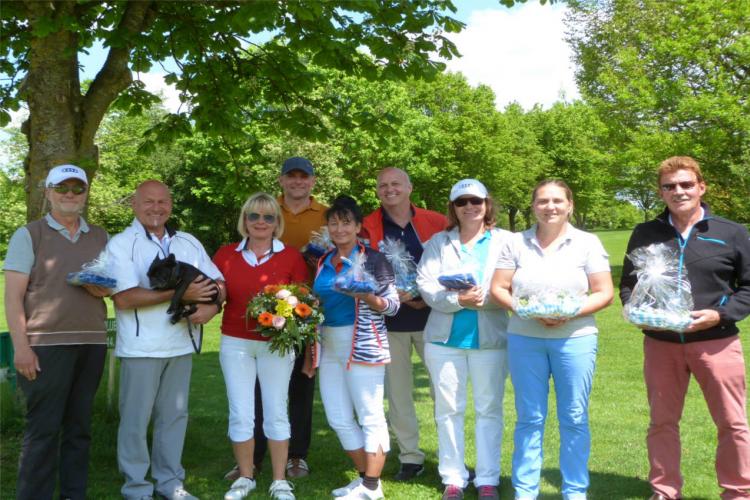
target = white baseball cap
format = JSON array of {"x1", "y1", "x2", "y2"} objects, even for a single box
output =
[
  {"x1": 449, "y1": 178, "x2": 488, "y2": 201},
  {"x1": 45, "y1": 164, "x2": 88, "y2": 187}
]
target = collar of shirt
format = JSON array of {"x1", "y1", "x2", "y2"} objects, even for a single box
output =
[
  {"x1": 45, "y1": 213, "x2": 89, "y2": 242},
  {"x1": 278, "y1": 195, "x2": 325, "y2": 214},
  {"x1": 236, "y1": 237, "x2": 285, "y2": 267},
  {"x1": 668, "y1": 206, "x2": 705, "y2": 240},
  {"x1": 524, "y1": 223, "x2": 575, "y2": 253}
]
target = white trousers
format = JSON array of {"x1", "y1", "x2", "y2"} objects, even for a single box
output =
[
  {"x1": 319, "y1": 325, "x2": 390, "y2": 454},
  {"x1": 219, "y1": 335, "x2": 295, "y2": 442},
  {"x1": 424, "y1": 342, "x2": 508, "y2": 488}
]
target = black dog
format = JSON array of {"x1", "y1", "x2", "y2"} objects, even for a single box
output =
[{"x1": 147, "y1": 253, "x2": 219, "y2": 325}]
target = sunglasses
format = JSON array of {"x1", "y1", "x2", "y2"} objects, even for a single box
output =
[
  {"x1": 52, "y1": 184, "x2": 87, "y2": 195},
  {"x1": 660, "y1": 181, "x2": 697, "y2": 192},
  {"x1": 453, "y1": 197, "x2": 484, "y2": 207},
  {"x1": 246, "y1": 212, "x2": 276, "y2": 224}
]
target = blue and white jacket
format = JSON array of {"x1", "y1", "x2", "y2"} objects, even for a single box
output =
[{"x1": 315, "y1": 243, "x2": 399, "y2": 366}]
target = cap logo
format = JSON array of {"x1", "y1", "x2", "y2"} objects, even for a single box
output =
[{"x1": 62, "y1": 167, "x2": 79, "y2": 173}]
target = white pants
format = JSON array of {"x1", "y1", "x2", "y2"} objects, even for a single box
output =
[
  {"x1": 424, "y1": 342, "x2": 508, "y2": 488},
  {"x1": 319, "y1": 325, "x2": 390, "y2": 454},
  {"x1": 219, "y1": 335, "x2": 295, "y2": 442},
  {"x1": 385, "y1": 329, "x2": 430, "y2": 465}
]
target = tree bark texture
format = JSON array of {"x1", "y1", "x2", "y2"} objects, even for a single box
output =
[{"x1": 22, "y1": 0, "x2": 153, "y2": 221}]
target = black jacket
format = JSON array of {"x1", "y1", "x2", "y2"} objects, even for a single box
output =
[{"x1": 620, "y1": 204, "x2": 750, "y2": 343}]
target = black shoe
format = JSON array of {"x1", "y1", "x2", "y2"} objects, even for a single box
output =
[
  {"x1": 467, "y1": 465, "x2": 476, "y2": 483},
  {"x1": 394, "y1": 463, "x2": 425, "y2": 481}
]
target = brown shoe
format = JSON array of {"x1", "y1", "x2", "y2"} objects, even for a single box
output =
[
  {"x1": 286, "y1": 458, "x2": 309, "y2": 478},
  {"x1": 223, "y1": 464, "x2": 258, "y2": 481}
]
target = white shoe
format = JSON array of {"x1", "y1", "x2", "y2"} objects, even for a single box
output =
[
  {"x1": 162, "y1": 487, "x2": 198, "y2": 500},
  {"x1": 332, "y1": 477, "x2": 363, "y2": 497},
  {"x1": 224, "y1": 477, "x2": 256, "y2": 500},
  {"x1": 269, "y1": 479, "x2": 295, "y2": 500},
  {"x1": 338, "y1": 482, "x2": 384, "y2": 500}
]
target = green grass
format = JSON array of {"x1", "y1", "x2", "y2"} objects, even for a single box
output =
[{"x1": 1, "y1": 232, "x2": 749, "y2": 499}]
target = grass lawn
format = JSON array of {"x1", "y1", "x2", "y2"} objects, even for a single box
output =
[{"x1": 2, "y1": 232, "x2": 749, "y2": 499}]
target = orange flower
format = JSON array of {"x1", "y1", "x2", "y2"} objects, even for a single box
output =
[
  {"x1": 294, "y1": 303, "x2": 312, "y2": 318},
  {"x1": 264, "y1": 284, "x2": 280, "y2": 294},
  {"x1": 297, "y1": 286, "x2": 310, "y2": 295},
  {"x1": 258, "y1": 312, "x2": 274, "y2": 327}
]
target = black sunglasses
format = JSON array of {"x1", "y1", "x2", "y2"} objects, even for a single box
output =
[
  {"x1": 52, "y1": 184, "x2": 87, "y2": 195},
  {"x1": 660, "y1": 181, "x2": 697, "y2": 192},
  {"x1": 246, "y1": 212, "x2": 276, "y2": 224},
  {"x1": 453, "y1": 197, "x2": 484, "y2": 207}
]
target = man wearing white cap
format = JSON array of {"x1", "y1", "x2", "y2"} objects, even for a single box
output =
[{"x1": 4, "y1": 164, "x2": 111, "y2": 499}]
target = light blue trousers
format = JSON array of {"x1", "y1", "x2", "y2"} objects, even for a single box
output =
[{"x1": 508, "y1": 333, "x2": 597, "y2": 500}]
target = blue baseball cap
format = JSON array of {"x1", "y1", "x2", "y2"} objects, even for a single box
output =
[{"x1": 281, "y1": 157, "x2": 314, "y2": 176}]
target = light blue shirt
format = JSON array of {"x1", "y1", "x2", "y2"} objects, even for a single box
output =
[
  {"x1": 314, "y1": 247, "x2": 358, "y2": 327},
  {"x1": 443, "y1": 230, "x2": 492, "y2": 349}
]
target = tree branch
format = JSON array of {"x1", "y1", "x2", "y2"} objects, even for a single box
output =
[{"x1": 81, "y1": 1, "x2": 156, "y2": 146}]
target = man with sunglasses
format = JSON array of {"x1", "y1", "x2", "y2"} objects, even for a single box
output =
[
  {"x1": 4, "y1": 164, "x2": 110, "y2": 499},
  {"x1": 361, "y1": 167, "x2": 447, "y2": 482},
  {"x1": 620, "y1": 156, "x2": 750, "y2": 500}
]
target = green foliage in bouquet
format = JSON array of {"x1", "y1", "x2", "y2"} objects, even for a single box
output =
[{"x1": 246, "y1": 283, "x2": 324, "y2": 355}]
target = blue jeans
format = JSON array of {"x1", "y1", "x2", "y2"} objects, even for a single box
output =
[{"x1": 508, "y1": 334, "x2": 597, "y2": 500}]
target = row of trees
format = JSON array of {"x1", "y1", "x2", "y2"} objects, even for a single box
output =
[{"x1": 3, "y1": 70, "x2": 644, "y2": 255}]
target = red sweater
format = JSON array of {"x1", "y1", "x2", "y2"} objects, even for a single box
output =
[{"x1": 213, "y1": 243, "x2": 309, "y2": 341}]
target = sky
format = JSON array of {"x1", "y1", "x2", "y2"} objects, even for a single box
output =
[{"x1": 4, "y1": 0, "x2": 577, "y2": 129}]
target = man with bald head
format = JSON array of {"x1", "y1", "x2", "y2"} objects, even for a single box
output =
[
  {"x1": 106, "y1": 180, "x2": 225, "y2": 500},
  {"x1": 361, "y1": 167, "x2": 448, "y2": 481}
]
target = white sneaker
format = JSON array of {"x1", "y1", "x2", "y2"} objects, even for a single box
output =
[
  {"x1": 332, "y1": 477, "x2": 363, "y2": 497},
  {"x1": 163, "y1": 487, "x2": 198, "y2": 500},
  {"x1": 224, "y1": 477, "x2": 256, "y2": 500},
  {"x1": 338, "y1": 482, "x2": 384, "y2": 500},
  {"x1": 269, "y1": 479, "x2": 295, "y2": 500}
]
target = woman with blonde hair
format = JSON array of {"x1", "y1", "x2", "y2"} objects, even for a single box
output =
[{"x1": 213, "y1": 192, "x2": 308, "y2": 500}]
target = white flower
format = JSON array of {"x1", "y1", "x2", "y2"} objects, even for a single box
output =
[
  {"x1": 275, "y1": 289, "x2": 292, "y2": 299},
  {"x1": 286, "y1": 295, "x2": 299, "y2": 306}
]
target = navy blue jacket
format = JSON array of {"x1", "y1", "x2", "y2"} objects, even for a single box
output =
[{"x1": 620, "y1": 205, "x2": 750, "y2": 343}]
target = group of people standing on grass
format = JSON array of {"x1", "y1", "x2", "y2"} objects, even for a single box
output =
[{"x1": 5, "y1": 155, "x2": 750, "y2": 500}]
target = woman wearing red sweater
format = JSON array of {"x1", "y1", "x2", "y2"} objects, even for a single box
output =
[{"x1": 213, "y1": 192, "x2": 308, "y2": 500}]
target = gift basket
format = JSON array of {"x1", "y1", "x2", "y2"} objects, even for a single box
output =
[
  {"x1": 512, "y1": 286, "x2": 585, "y2": 319},
  {"x1": 334, "y1": 252, "x2": 378, "y2": 294},
  {"x1": 66, "y1": 251, "x2": 117, "y2": 289},
  {"x1": 303, "y1": 227, "x2": 333, "y2": 259},
  {"x1": 623, "y1": 243, "x2": 693, "y2": 332},
  {"x1": 379, "y1": 238, "x2": 419, "y2": 297}
]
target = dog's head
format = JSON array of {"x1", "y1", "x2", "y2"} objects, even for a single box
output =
[{"x1": 147, "y1": 254, "x2": 179, "y2": 290}]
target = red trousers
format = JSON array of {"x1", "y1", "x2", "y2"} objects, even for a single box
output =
[{"x1": 644, "y1": 335, "x2": 750, "y2": 499}]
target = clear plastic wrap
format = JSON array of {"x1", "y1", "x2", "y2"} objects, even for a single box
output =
[
  {"x1": 438, "y1": 265, "x2": 478, "y2": 291},
  {"x1": 303, "y1": 226, "x2": 333, "y2": 259},
  {"x1": 512, "y1": 285, "x2": 585, "y2": 319},
  {"x1": 379, "y1": 237, "x2": 419, "y2": 297},
  {"x1": 66, "y1": 251, "x2": 117, "y2": 288},
  {"x1": 334, "y1": 251, "x2": 378, "y2": 294},
  {"x1": 623, "y1": 243, "x2": 694, "y2": 332}
]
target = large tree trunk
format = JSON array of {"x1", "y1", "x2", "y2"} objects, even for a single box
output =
[
  {"x1": 22, "y1": 0, "x2": 153, "y2": 221},
  {"x1": 507, "y1": 206, "x2": 518, "y2": 232}
]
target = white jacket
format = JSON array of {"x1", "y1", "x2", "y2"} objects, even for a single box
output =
[
  {"x1": 416, "y1": 227, "x2": 511, "y2": 349},
  {"x1": 106, "y1": 219, "x2": 223, "y2": 358}
]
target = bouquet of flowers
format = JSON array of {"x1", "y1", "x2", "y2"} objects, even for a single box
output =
[
  {"x1": 247, "y1": 283, "x2": 324, "y2": 355},
  {"x1": 334, "y1": 252, "x2": 378, "y2": 294},
  {"x1": 379, "y1": 238, "x2": 419, "y2": 297},
  {"x1": 623, "y1": 243, "x2": 693, "y2": 332},
  {"x1": 302, "y1": 227, "x2": 333, "y2": 259},
  {"x1": 66, "y1": 250, "x2": 117, "y2": 289},
  {"x1": 513, "y1": 286, "x2": 585, "y2": 319}
]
